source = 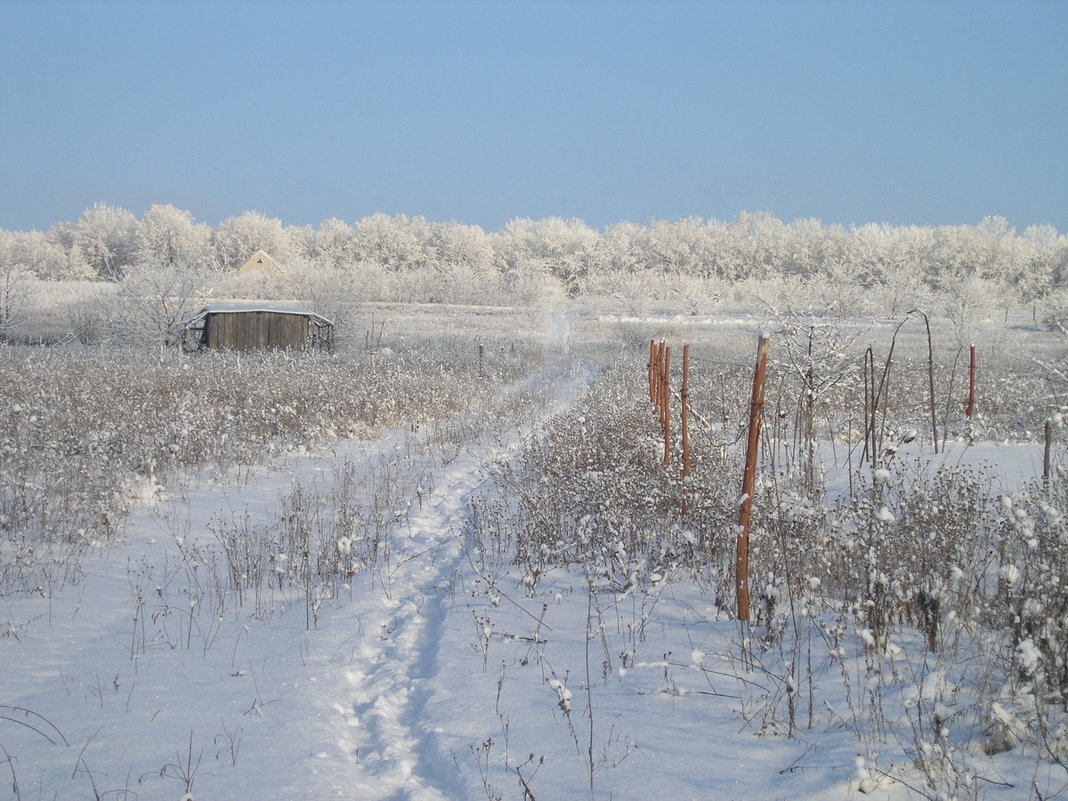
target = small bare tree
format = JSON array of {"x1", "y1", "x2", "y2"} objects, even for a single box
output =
[
  {"x1": 117, "y1": 263, "x2": 208, "y2": 346},
  {"x1": 0, "y1": 232, "x2": 35, "y2": 339},
  {"x1": 942, "y1": 270, "x2": 994, "y2": 349},
  {"x1": 774, "y1": 313, "x2": 866, "y2": 492}
]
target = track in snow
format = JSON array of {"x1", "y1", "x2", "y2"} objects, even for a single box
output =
[{"x1": 301, "y1": 307, "x2": 588, "y2": 800}]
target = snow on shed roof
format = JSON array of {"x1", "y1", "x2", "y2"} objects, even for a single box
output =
[{"x1": 185, "y1": 306, "x2": 335, "y2": 326}]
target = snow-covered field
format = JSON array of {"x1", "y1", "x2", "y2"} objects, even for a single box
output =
[{"x1": 1, "y1": 303, "x2": 1066, "y2": 800}]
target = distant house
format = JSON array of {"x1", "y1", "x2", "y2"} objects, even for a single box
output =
[
  {"x1": 178, "y1": 306, "x2": 334, "y2": 352},
  {"x1": 238, "y1": 250, "x2": 283, "y2": 278}
]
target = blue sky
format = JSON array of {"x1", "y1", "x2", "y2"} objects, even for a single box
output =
[{"x1": 1, "y1": 0, "x2": 1065, "y2": 233}]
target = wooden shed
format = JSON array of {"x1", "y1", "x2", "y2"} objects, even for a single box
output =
[{"x1": 179, "y1": 306, "x2": 334, "y2": 352}]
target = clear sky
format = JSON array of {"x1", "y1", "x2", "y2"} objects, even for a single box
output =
[{"x1": 1, "y1": 0, "x2": 1065, "y2": 234}]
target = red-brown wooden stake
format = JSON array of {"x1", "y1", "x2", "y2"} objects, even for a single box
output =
[
  {"x1": 736, "y1": 334, "x2": 770, "y2": 623},
  {"x1": 656, "y1": 341, "x2": 666, "y2": 416},
  {"x1": 1044, "y1": 419, "x2": 1053, "y2": 481},
  {"x1": 657, "y1": 341, "x2": 666, "y2": 420},
  {"x1": 662, "y1": 346, "x2": 672, "y2": 466},
  {"x1": 681, "y1": 344, "x2": 691, "y2": 513},
  {"x1": 648, "y1": 340, "x2": 657, "y2": 404},
  {"x1": 965, "y1": 343, "x2": 976, "y2": 418}
]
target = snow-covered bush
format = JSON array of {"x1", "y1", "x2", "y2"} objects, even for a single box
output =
[
  {"x1": 1043, "y1": 294, "x2": 1068, "y2": 336},
  {"x1": 468, "y1": 361, "x2": 747, "y2": 600},
  {"x1": 988, "y1": 476, "x2": 1068, "y2": 724},
  {"x1": 0, "y1": 331, "x2": 537, "y2": 595}
]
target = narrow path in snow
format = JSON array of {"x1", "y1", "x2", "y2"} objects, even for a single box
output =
[{"x1": 299, "y1": 304, "x2": 589, "y2": 800}]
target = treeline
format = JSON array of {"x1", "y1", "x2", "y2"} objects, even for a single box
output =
[{"x1": 2, "y1": 203, "x2": 1066, "y2": 303}]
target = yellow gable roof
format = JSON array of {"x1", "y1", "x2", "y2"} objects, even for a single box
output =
[{"x1": 237, "y1": 250, "x2": 283, "y2": 276}]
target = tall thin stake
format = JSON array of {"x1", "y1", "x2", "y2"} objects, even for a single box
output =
[
  {"x1": 965, "y1": 343, "x2": 977, "y2": 418},
  {"x1": 648, "y1": 340, "x2": 657, "y2": 404},
  {"x1": 861, "y1": 347, "x2": 875, "y2": 466},
  {"x1": 662, "y1": 346, "x2": 672, "y2": 466},
  {"x1": 681, "y1": 344, "x2": 691, "y2": 513},
  {"x1": 737, "y1": 334, "x2": 769, "y2": 622},
  {"x1": 653, "y1": 339, "x2": 662, "y2": 414},
  {"x1": 917, "y1": 310, "x2": 939, "y2": 453},
  {"x1": 1043, "y1": 419, "x2": 1053, "y2": 482}
]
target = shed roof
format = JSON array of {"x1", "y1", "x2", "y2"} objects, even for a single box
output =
[{"x1": 185, "y1": 305, "x2": 334, "y2": 325}]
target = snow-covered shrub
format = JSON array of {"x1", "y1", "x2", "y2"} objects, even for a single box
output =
[
  {"x1": 472, "y1": 362, "x2": 746, "y2": 599},
  {"x1": 0, "y1": 333, "x2": 537, "y2": 595},
  {"x1": 207, "y1": 455, "x2": 427, "y2": 625},
  {"x1": 1042, "y1": 297, "x2": 1068, "y2": 336},
  {"x1": 824, "y1": 460, "x2": 995, "y2": 649},
  {"x1": 991, "y1": 476, "x2": 1068, "y2": 699}
]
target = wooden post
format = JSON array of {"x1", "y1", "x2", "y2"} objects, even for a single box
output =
[
  {"x1": 648, "y1": 340, "x2": 657, "y2": 404},
  {"x1": 681, "y1": 344, "x2": 691, "y2": 513},
  {"x1": 737, "y1": 334, "x2": 770, "y2": 623},
  {"x1": 967, "y1": 343, "x2": 977, "y2": 416},
  {"x1": 1044, "y1": 419, "x2": 1053, "y2": 482},
  {"x1": 662, "y1": 346, "x2": 672, "y2": 466},
  {"x1": 656, "y1": 340, "x2": 666, "y2": 415}
]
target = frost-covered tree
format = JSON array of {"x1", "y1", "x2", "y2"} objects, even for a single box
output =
[
  {"x1": 493, "y1": 218, "x2": 540, "y2": 278},
  {"x1": 352, "y1": 213, "x2": 429, "y2": 270},
  {"x1": 928, "y1": 217, "x2": 1026, "y2": 290},
  {"x1": 117, "y1": 263, "x2": 207, "y2": 345},
  {"x1": 1016, "y1": 224, "x2": 1067, "y2": 312},
  {"x1": 285, "y1": 224, "x2": 316, "y2": 263},
  {"x1": 536, "y1": 217, "x2": 599, "y2": 294},
  {"x1": 496, "y1": 217, "x2": 599, "y2": 295},
  {"x1": 0, "y1": 232, "x2": 35, "y2": 335},
  {"x1": 788, "y1": 220, "x2": 866, "y2": 314},
  {"x1": 974, "y1": 215, "x2": 1024, "y2": 285},
  {"x1": 847, "y1": 223, "x2": 932, "y2": 317},
  {"x1": 278, "y1": 260, "x2": 364, "y2": 334},
  {"x1": 211, "y1": 211, "x2": 293, "y2": 271},
  {"x1": 5, "y1": 230, "x2": 69, "y2": 280},
  {"x1": 72, "y1": 203, "x2": 138, "y2": 280},
  {"x1": 930, "y1": 225, "x2": 980, "y2": 283},
  {"x1": 787, "y1": 218, "x2": 848, "y2": 279},
  {"x1": 5, "y1": 208, "x2": 1065, "y2": 319},
  {"x1": 943, "y1": 271, "x2": 995, "y2": 348},
  {"x1": 136, "y1": 204, "x2": 212, "y2": 269},
  {"x1": 925, "y1": 219, "x2": 1029, "y2": 334},
  {"x1": 646, "y1": 218, "x2": 718, "y2": 277},
  {"x1": 310, "y1": 218, "x2": 357, "y2": 269},
  {"x1": 427, "y1": 220, "x2": 494, "y2": 274},
  {"x1": 600, "y1": 221, "x2": 649, "y2": 273},
  {"x1": 726, "y1": 211, "x2": 788, "y2": 279}
]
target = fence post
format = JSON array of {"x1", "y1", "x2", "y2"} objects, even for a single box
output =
[
  {"x1": 662, "y1": 346, "x2": 672, "y2": 466},
  {"x1": 965, "y1": 343, "x2": 976, "y2": 418},
  {"x1": 1044, "y1": 419, "x2": 1053, "y2": 482},
  {"x1": 648, "y1": 340, "x2": 657, "y2": 404},
  {"x1": 681, "y1": 344, "x2": 690, "y2": 512},
  {"x1": 656, "y1": 341, "x2": 666, "y2": 415},
  {"x1": 737, "y1": 334, "x2": 769, "y2": 623}
]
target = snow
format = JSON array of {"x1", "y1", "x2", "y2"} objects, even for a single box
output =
[
  {"x1": 2, "y1": 306, "x2": 1065, "y2": 801},
  {"x1": 1017, "y1": 639, "x2": 1042, "y2": 676}
]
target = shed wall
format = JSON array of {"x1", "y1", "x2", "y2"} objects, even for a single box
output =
[{"x1": 203, "y1": 311, "x2": 309, "y2": 351}]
